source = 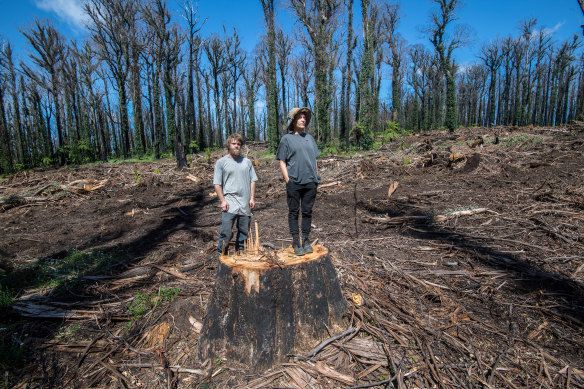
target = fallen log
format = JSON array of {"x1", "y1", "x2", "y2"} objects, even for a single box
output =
[
  {"x1": 362, "y1": 207, "x2": 491, "y2": 225},
  {"x1": 433, "y1": 207, "x2": 490, "y2": 222},
  {"x1": 12, "y1": 303, "x2": 127, "y2": 320}
]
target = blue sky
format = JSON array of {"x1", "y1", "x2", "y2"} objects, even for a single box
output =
[{"x1": 0, "y1": 0, "x2": 582, "y2": 67}]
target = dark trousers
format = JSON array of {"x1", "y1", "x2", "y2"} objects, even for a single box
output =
[
  {"x1": 218, "y1": 212, "x2": 251, "y2": 254},
  {"x1": 286, "y1": 181, "x2": 317, "y2": 237}
]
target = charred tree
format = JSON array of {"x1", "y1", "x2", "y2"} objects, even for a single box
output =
[
  {"x1": 382, "y1": 1, "x2": 406, "y2": 125},
  {"x1": 226, "y1": 27, "x2": 245, "y2": 135},
  {"x1": 180, "y1": 0, "x2": 204, "y2": 153},
  {"x1": 144, "y1": 0, "x2": 187, "y2": 168},
  {"x1": 0, "y1": 81, "x2": 13, "y2": 174},
  {"x1": 260, "y1": 0, "x2": 279, "y2": 150},
  {"x1": 290, "y1": 0, "x2": 341, "y2": 144},
  {"x1": 86, "y1": 0, "x2": 136, "y2": 158},
  {"x1": 480, "y1": 39, "x2": 502, "y2": 127},
  {"x1": 427, "y1": 0, "x2": 468, "y2": 132},
  {"x1": 193, "y1": 37, "x2": 206, "y2": 148},
  {"x1": 340, "y1": 0, "x2": 356, "y2": 150},
  {"x1": 242, "y1": 57, "x2": 261, "y2": 141},
  {"x1": 204, "y1": 35, "x2": 229, "y2": 147},
  {"x1": 358, "y1": 0, "x2": 378, "y2": 144},
  {"x1": 276, "y1": 29, "x2": 292, "y2": 126},
  {"x1": 21, "y1": 22, "x2": 65, "y2": 154},
  {"x1": 129, "y1": 15, "x2": 147, "y2": 156}
]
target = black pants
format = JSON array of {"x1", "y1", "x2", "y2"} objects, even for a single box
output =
[{"x1": 286, "y1": 181, "x2": 317, "y2": 237}]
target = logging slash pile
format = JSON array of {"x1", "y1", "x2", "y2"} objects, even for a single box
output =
[{"x1": 0, "y1": 125, "x2": 583, "y2": 388}]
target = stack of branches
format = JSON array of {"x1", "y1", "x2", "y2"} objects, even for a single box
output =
[{"x1": 0, "y1": 179, "x2": 108, "y2": 211}]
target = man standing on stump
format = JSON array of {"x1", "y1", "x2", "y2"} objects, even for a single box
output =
[
  {"x1": 276, "y1": 107, "x2": 321, "y2": 256},
  {"x1": 214, "y1": 133, "x2": 258, "y2": 255}
]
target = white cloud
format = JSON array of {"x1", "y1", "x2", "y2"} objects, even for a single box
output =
[
  {"x1": 456, "y1": 63, "x2": 470, "y2": 74},
  {"x1": 542, "y1": 22, "x2": 565, "y2": 37},
  {"x1": 34, "y1": 0, "x2": 90, "y2": 30}
]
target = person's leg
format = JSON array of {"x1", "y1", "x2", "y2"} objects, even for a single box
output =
[
  {"x1": 286, "y1": 181, "x2": 304, "y2": 254},
  {"x1": 235, "y1": 215, "x2": 251, "y2": 251},
  {"x1": 300, "y1": 183, "x2": 317, "y2": 253},
  {"x1": 300, "y1": 183, "x2": 317, "y2": 237},
  {"x1": 286, "y1": 181, "x2": 301, "y2": 237},
  {"x1": 218, "y1": 212, "x2": 236, "y2": 254}
]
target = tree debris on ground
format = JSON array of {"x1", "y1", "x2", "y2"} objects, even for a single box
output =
[{"x1": 0, "y1": 127, "x2": 583, "y2": 388}]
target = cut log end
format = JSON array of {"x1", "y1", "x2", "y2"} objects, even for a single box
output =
[
  {"x1": 198, "y1": 245, "x2": 346, "y2": 372},
  {"x1": 220, "y1": 244, "x2": 329, "y2": 269}
]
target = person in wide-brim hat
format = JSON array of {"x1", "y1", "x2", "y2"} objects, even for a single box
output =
[
  {"x1": 285, "y1": 107, "x2": 312, "y2": 133},
  {"x1": 276, "y1": 107, "x2": 321, "y2": 256}
]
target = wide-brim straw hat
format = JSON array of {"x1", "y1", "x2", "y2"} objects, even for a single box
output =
[{"x1": 286, "y1": 107, "x2": 312, "y2": 132}]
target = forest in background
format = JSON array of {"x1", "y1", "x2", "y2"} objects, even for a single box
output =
[{"x1": 0, "y1": 0, "x2": 582, "y2": 173}]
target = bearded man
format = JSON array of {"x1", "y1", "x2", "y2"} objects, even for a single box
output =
[{"x1": 213, "y1": 133, "x2": 258, "y2": 254}]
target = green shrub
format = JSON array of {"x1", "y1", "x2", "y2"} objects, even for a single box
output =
[
  {"x1": 127, "y1": 292, "x2": 152, "y2": 320},
  {"x1": 259, "y1": 150, "x2": 275, "y2": 159},
  {"x1": 56, "y1": 141, "x2": 96, "y2": 165},
  {"x1": 157, "y1": 287, "x2": 181, "y2": 303},
  {"x1": 189, "y1": 141, "x2": 199, "y2": 153},
  {"x1": 351, "y1": 122, "x2": 374, "y2": 150},
  {"x1": 360, "y1": 130, "x2": 374, "y2": 150},
  {"x1": 351, "y1": 122, "x2": 365, "y2": 147},
  {"x1": 127, "y1": 287, "x2": 181, "y2": 320},
  {"x1": 320, "y1": 142, "x2": 341, "y2": 157},
  {"x1": 1, "y1": 249, "x2": 124, "y2": 297},
  {"x1": 378, "y1": 121, "x2": 412, "y2": 145},
  {"x1": 0, "y1": 285, "x2": 14, "y2": 308},
  {"x1": 499, "y1": 134, "x2": 544, "y2": 147},
  {"x1": 56, "y1": 323, "x2": 82, "y2": 340},
  {"x1": 0, "y1": 336, "x2": 24, "y2": 370}
]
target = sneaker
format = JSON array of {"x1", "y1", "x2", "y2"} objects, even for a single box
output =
[
  {"x1": 302, "y1": 237, "x2": 313, "y2": 254},
  {"x1": 293, "y1": 244, "x2": 305, "y2": 256}
]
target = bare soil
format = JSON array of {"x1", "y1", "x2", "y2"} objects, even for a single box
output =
[{"x1": 1, "y1": 125, "x2": 583, "y2": 388}]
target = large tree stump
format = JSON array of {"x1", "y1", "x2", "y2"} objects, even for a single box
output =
[{"x1": 198, "y1": 243, "x2": 346, "y2": 372}]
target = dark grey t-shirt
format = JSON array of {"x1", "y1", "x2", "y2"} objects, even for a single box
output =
[{"x1": 275, "y1": 133, "x2": 321, "y2": 185}]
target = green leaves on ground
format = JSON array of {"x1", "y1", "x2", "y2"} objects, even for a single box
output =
[{"x1": 127, "y1": 287, "x2": 181, "y2": 320}]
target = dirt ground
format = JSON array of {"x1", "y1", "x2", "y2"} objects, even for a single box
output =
[{"x1": 1, "y1": 125, "x2": 583, "y2": 388}]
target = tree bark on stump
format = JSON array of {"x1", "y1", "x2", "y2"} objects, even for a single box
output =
[{"x1": 198, "y1": 245, "x2": 346, "y2": 372}]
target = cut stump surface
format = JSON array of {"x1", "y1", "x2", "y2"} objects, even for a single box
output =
[{"x1": 198, "y1": 245, "x2": 346, "y2": 372}]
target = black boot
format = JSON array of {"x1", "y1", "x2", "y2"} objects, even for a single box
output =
[
  {"x1": 293, "y1": 235, "x2": 304, "y2": 256},
  {"x1": 302, "y1": 235, "x2": 313, "y2": 254}
]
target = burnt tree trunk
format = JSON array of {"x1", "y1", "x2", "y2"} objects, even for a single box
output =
[{"x1": 198, "y1": 245, "x2": 346, "y2": 372}]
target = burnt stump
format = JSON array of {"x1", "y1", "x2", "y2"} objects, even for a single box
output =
[{"x1": 197, "y1": 245, "x2": 346, "y2": 372}]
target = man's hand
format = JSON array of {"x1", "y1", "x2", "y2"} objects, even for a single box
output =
[
  {"x1": 279, "y1": 160, "x2": 290, "y2": 184},
  {"x1": 250, "y1": 182, "x2": 256, "y2": 210},
  {"x1": 214, "y1": 184, "x2": 228, "y2": 211}
]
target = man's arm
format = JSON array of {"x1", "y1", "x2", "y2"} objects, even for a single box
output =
[
  {"x1": 249, "y1": 181, "x2": 256, "y2": 209},
  {"x1": 214, "y1": 184, "x2": 229, "y2": 211},
  {"x1": 279, "y1": 160, "x2": 289, "y2": 183}
]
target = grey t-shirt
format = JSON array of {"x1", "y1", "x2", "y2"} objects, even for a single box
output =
[
  {"x1": 275, "y1": 133, "x2": 321, "y2": 184},
  {"x1": 213, "y1": 155, "x2": 258, "y2": 216}
]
